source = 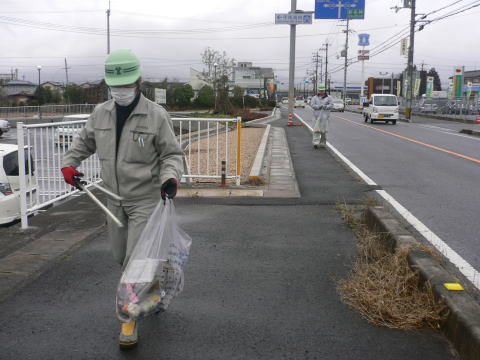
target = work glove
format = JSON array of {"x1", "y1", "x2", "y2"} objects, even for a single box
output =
[
  {"x1": 61, "y1": 167, "x2": 84, "y2": 189},
  {"x1": 161, "y1": 178, "x2": 178, "y2": 200}
]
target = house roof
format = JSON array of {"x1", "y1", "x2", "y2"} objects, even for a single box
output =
[
  {"x1": 42, "y1": 81, "x2": 63, "y2": 86},
  {"x1": 464, "y1": 70, "x2": 480, "y2": 78},
  {"x1": 6, "y1": 80, "x2": 36, "y2": 86}
]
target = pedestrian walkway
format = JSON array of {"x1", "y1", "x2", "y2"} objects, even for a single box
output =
[
  {"x1": 0, "y1": 113, "x2": 457, "y2": 359},
  {"x1": 264, "y1": 126, "x2": 300, "y2": 197}
]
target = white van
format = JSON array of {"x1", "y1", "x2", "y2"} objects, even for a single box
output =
[
  {"x1": 0, "y1": 144, "x2": 37, "y2": 224},
  {"x1": 294, "y1": 96, "x2": 305, "y2": 108},
  {"x1": 363, "y1": 94, "x2": 399, "y2": 124}
]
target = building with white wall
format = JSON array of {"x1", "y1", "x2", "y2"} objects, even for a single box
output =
[{"x1": 232, "y1": 62, "x2": 274, "y2": 98}]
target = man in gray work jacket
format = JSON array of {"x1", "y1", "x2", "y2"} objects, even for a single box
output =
[
  {"x1": 61, "y1": 49, "x2": 183, "y2": 349},
  {"x1": 309, "y1": 84, "x2": 334, "y2": 148}
]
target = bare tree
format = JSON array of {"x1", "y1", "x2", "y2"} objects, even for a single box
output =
[{"x1": 201, "y1": 47, "x2": 236, "y2": 83}]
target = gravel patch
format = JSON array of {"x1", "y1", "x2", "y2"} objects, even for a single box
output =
[{"x1": 185, "y1": 127, "x2": 265, "y2": 184}]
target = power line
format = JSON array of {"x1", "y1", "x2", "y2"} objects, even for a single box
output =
[
  {"x1": 423, "y1": 0, "x2": 467, "y2": 16},
  {"x1": 427, "y1": 1, "x2": 480, "y2": 22}
]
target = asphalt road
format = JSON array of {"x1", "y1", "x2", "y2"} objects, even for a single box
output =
[
  {"x1": 0, "y1": 120, "x2": 457, "y2": 359},
  {"x1": 293, "y1": 105, "x2": 480, "y2": 282}
]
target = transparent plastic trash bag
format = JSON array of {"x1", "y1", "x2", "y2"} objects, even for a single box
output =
[{"x1": 116, "y1": 199, "x2": 191, "y2": 322}]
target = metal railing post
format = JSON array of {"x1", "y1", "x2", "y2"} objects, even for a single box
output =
[
  {"x1": 236, "y1": 116, "x2": 242, "y2": 186},
  {"x1": 17, "y1": 122, "x2": 29, "y2": 229}
]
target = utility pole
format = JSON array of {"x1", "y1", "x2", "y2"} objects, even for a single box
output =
[
  {"x1": 406, "y1": 0, "x2": 416, "y2": 122},
  {"x1": 106, "y1": 0, "x2": 111, "y2": 54},
  {"x1": 64, "y1": 58, "x2": 70, "y2": 85},
  {"x1": 342, "y1": 19, "x2": 350, "y2": 104},
  {"x1": 320, "y1": 43, "x2": 329, "y2": 90},
  {"x1": 64, "y1": 58, "x2": 70, "y2": 104},
  {"x1": 319, "y1": 57, "x2": 323, "y2": 83},
  {"x1": 360, "y1": 45, "x2": 366, "y2": 98},
  {"x1": 419, "y1": 60, "x2": 429, "y2": 72},
  {"x1": 287, "y1": 0, "x2": 297, "y2": 126},
  {"x1": 312, "y1": 51, "x2": 320, "y2": 91},
  {"x1": 391, "y1": 72, "x2": 394, "y2": 94}
]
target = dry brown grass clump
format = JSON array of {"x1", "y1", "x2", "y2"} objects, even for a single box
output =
[
  {"x1": 243, "y1": 176, "x2": 266, "y2": 186},
  {"x1": 336, "y1": 204, "x2": 447, "y2": 330}
]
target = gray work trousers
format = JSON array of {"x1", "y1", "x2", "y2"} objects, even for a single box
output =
[
  {"x1": 107, "y1": 197, "x2": 160, "y2": 267},
  {"x1": 312, "y1": 111, "x2": 330, "y2": 146}
]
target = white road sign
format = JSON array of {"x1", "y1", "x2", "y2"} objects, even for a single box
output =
[
  {"x1": 155, "y1": 88, "x2": 166, "y2": 104},
  {"x1": 275, "y1": 13, "x2": 313, "y2": 25}
]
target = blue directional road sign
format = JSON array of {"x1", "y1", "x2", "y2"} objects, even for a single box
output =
[
  {"x1": 358, "y1": 33, "x2": 370, "y2": 46},
  {"x1": 314, "y1": 0, "x2": 365, "y2": 20}
]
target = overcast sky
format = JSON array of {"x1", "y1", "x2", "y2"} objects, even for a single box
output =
[{"x1": 1, "y1": 0, "x2": 479, "y2": 89}]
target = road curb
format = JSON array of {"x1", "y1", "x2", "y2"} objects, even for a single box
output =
[
  {"x1": 178, "y1": 187, "x2": 264, "y2": 197},
  {"x1": 460, "y1": 129, "x2": 480, "y2": 137},
  {"x1": 248, "y1": 124, "x2": 271, "y2": 182},
  {"x1": 366, "y1": 206, "x2": 480, "y2": 360},
  {"x1": 0, "y1": 190, "x2": 108, "y2": 303},
  {"x1": 0, "y1": 219, "x2": 105, "y2": 303},
  {"x1": 247, "y1": 107, "x2": 281, "y2": 125}
]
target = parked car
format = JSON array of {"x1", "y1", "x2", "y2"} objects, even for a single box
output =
[
  {"x1": 331, "y1": 99, "x2": 345, "y2": 112},
  {"x1": 55, "y1": 114, "x2": 90, "y2": 146},
  {"x1": 417, "y1": 98, "x2": 447, "y2": 114},
  {"x1": 294, "y1": 96, "x2": 305, "y2": 108},
  {"x1": 363, "y1": 94, "x2": 399, "y2": 124},
  {"x1": 0, "y1": 119, "x2": 11, "y2": 136},
  {"x1": 0, "y1": 144, "x2": 37, "y2": 224}
]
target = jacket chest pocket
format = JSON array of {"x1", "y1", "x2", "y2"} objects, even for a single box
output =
[
  {"x1": 94, "y1": 128, "x2": 114, "y2": 160},
  {"x1": 124, "y1": 130, "x2": 155, "y2": 163}
]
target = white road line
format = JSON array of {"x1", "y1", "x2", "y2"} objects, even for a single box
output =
[
  {"x1": 294, "y1": 112, "x2": 480, "y2": 290},
  {"x1": 408, "y1": 123, "x2": 480, "y2": 141}
]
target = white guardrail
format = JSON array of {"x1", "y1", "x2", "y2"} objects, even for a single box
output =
[
  {"x1": 16, "y1": 116, "x2": 242, "y2": 228},
  {"x1": 1, "y1": 104, "x2": 97, "y2": 119}
]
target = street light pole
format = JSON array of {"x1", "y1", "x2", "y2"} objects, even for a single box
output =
[
  {"x1": 106, "y1": 0, "x2": 111, "y2": 54},
  {"x1": 37, "y1": 65, "x2": 42, "y2": 119},
  {"x1": 213, "y1": 63, "x2": 218, "y2": 111}
]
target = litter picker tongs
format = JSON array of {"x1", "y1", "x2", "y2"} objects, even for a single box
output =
[{"x1": 73, "y1": 176, "x2": 125, "y2": 227}]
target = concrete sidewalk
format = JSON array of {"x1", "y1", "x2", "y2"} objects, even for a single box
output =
[{"x1": 0, "y1": 114, "x2": 457, "y2": 359}]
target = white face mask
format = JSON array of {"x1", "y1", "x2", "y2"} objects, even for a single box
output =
[{"x1": 109, "y1": 87, "x2": 137, "y2": 106}]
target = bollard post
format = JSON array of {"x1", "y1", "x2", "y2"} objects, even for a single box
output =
[{"x1": 220, "y1": 160, "x2": 227, "y2": 187}]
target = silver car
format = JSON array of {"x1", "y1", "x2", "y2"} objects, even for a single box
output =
[{"x1": 331, "y1": 99, "x2": 345, "y2": 112}]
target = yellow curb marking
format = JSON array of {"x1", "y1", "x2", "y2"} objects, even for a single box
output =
[{"x1": 444, "y1": 283, "x2": 465, "y2": 291}]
